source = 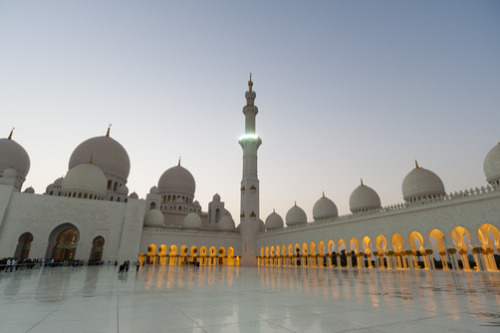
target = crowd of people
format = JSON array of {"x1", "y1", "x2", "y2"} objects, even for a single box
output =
[{"x1": 0, "y1": 258, "x2": 104, "y2": 272}]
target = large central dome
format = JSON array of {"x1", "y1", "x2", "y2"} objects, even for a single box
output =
[
  {"x1": 158, "y1": 165, "x2": 196, "y2": 196},
  {"x1": 69, "y1": 135, "x2": 130, "y2": 181}
]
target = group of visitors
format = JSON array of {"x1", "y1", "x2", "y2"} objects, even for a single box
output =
[{"x1": 0, "y1": 257, "x2": 95, "y2": 272}]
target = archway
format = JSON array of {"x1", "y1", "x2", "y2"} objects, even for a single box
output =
[
  {"x1": 408, "y1": 231, "x2": 429, "y2": 270},
  {"x1": 147, "y1": 244, "x2": 157, "y2": 265},
  {"x1": 159, "y1": 244, "x2": 167, "y2": 265},
  {"x1": 270, "y1": 246, "x2": 275, "y2": 266},
  {"x1": 169, "y1": 244, "x2": 178, "y2": 265},
  {"x1": 89, "y1": 236, "x2": 105, "y2": 263},
  {"x1": 349, "y1": 238, "x2": 360, "y2": 268},
  {"x1": 327, "y1": 240, "x2": 336, "y2": 267},
  {"x1": 301, "y1": 243, "x2": 309, "y2": 267},
  {"x1": 15, "y1": 232, "x2": 33, "y2": 259},
  {"x1": 200, "y1": 246, "x2": 208, "y2": 265},
  {"x1": 227, "y1": 247, "x2": 235, "y2": 266},
  {"x1": 309, "y1": 242, "x2": 317, "y2": 267},
  {"x1": 209, "y1": 246, "x2": 216, "y2": 265},
  {"x1": 428, "y1": 228, "x2": 448, "y2": 269},
  {"x1": 477, "y1": 223, "x2": 500, "y2": 271},
  {"x1": 189, "y1": 246, "x2": 198, "y2": 266},
  {"x1": 265, "y1": 246, "x2": 270, "y2": 266},
  {"x1": 318, "y1": 241, "x2": 326, "y2": 267},
  {"x1": 218, "y1": 247, "x2": 226, "y2": 265},
  {"x1": 375, "y1": 235, "x2": 388, "y2": 268},
  {"x1": 391, "y1": 233, "x2": 406, "y2": 269},
  {"x1": 451, "y1": 226, "x2": 473, "y2": 271},
  {"x1": 338, "y1": 239, "x2": 347, "y2": 268},
  {"x1": 46, "y1": 224, "x2": 79, "y2": 261},
  {"x1": 361, "y1": 236, "x2": 373, "y2": 268},
  {"x1": 260, "y1": 247, "x2": 265, "y2": 266}
]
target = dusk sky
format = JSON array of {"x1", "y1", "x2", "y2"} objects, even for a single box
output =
[{"x1": 1, "y1": 1, "x2": 499, "y2": 224}]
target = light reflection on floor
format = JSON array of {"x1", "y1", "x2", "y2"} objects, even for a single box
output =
[{"x1": 0, "y1": 265, "x2": 499, "y2": 332}]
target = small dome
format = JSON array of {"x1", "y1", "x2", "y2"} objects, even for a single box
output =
[
  {"x1": 183, "y1": 212, "x2": 202, "y2": 229},
  {"x1": 61, "y1": 163, "x2": 107, "y2": 198},
  {"x1": 69, "y1": 135, "x2": 130, "y2": 181},
  {"x1": 149, "y1": 186, "x2": 159, "y2": 194},
  {"x1": 349, "y1": 182, "x2": 381, "y2": 213},
  {"x1": 265, "y1": 211, "x2": 284, "y2": 230},
  {"x1": 402, "y1": 163, "x2": 445, "y2": 202},
  {"x1": 312, "y1": 195, "x2": 338, "y2": 221},
  {"x1": 484, "y1": 142, "x2": 500, "y2": 186},
  {"x1": 286, "y1": 204, "x2": 307, "y2": 226},
  {"x1": 144, "y1": 209, "x2": 164, "y2": 226},
  {"x1": 2, "y1": 168, "x2": 17, "y2": 179},
  {"x1": 218, "y1": 214, "x2": 235, "y2": 231},
  {"x1": 158, "y1": 165, "x2": 195, "y2": 196},
  {"x1": 129, "y1": 192, "x2": 139, "y2": 199},
  {"x1": 258, "y1": 219, "x2": 266, "y2": 232},
  {"x1": 54, "y1": 177, "x2": 64, "y2": 187},
  {"x1": 212, "y1": 193, "x2": 221, "y2": 202},
  {"x1": 0, "y1": 137, "x2": 30, "y2": 186},
  {"x1": 24, "y1": 186, "x2": 35, "y2": 194}
]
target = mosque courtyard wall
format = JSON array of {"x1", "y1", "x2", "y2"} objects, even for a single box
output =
[{"x1": 0, "y1": 185, "x2": 145, "y2": 263}]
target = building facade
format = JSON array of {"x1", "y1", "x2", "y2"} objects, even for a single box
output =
[{"x1": 0, "y1": 79, "x2": 499, "y2": 271}]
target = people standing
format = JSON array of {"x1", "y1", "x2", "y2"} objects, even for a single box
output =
[{"x1": 136, "y1": 260, "x2": 140, "y2": 272}]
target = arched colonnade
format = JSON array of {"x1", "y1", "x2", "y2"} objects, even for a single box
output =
[{"x1": 258, "y1": 224, "x2": 500, "y2": 272}]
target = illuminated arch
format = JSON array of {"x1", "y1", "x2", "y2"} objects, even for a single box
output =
[
  {"x1": 361, "y1": 236, "x2": 373, "y2": 269},
  {"x1": 408, "y1": 231, "x2": 429, "y2": 270},
  {"x1": 209, "y1": 246, "x2": 216, "y2": 266},
  {"x1": 189, "y1": 245, "x2": 198, "y2": 265},
  {"x1": 218, "y1": 247, "x2": 226, "y2": 266},
  {"x1": 391, "y1": 233, "x2": 406, "y2": 269},
  {"x1": 169, "y1": 244, "x2": 178, "y2": 265},
  {"x1": 200, "y1": 246, "x2": 208, "y2": 265},
  {"x1": 179, "y1": 245, "x2": 188, "y2": 265},
  {"x1": 451, "y1": 226, "x2": 473, "y2": 271},
  {"x1": 477, "y1": 223, "x2": 500, "y2": 271},
  {"x1": 375, "y1": 235, "x2": 388, "y2": 268},
  {"x1": 89, "y1": 236, "x2": 105, "y2": 263}
]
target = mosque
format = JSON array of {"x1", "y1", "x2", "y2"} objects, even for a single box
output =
[{"x1": 0, "y1": 77, "x2": 499, "y2": 272}]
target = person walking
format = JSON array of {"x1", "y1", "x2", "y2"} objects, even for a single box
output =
[{"x1": 136, "y1": 260, "x2": 140, "y2": 272}]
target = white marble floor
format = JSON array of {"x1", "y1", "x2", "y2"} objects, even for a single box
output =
[{"x1": 0, "y1": 265, "x2": 499, "y2": 333}]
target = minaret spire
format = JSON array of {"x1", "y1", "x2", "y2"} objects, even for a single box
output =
[
  {"x1": 239, "y1": 75, "x2": 262, "y2": 266},
  {"x1": 106, "y1": 124, "x2": 112, "y2": 137},
  {"x1": 8, "y1": 127, "x2": 14, "y2": 140}
]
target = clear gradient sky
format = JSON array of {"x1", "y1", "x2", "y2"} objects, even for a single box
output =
[{"x1": 1, "y1": 1, "x2": 499, "y2": 224}]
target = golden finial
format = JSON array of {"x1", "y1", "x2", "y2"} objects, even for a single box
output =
[
  {"x1": 89, "y1": 154, "x2": 94, "y2": 164},
  {"x1": 273, "y1": 208, "x2": 275, "y2": 213},
  {"x1": 322, "y1": 191, "x2": 325, "y2": 198},
  {"x1": 415, "y1": 160, "x2": 420, "y2": 169},
  {"x1": 178, "y1": 156, "x2": 181, "y2": 166},
  {"x1": 360, "y1": 178, "x2": 364, "y2": 186},
  {"x1": 106, "y1": 124, "x2": 112, "y2": 137},
  {"x1": 294, "y1": 201, "x2": 297, "y2": 207},
  {"x1": 8, "y1": 127, "x2": 14, "y2": 140},
  {"x1": 248, "y1": 72, "x2": 253, "y2": 87}
]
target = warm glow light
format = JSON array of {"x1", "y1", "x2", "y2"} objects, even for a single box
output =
[{"x1": 238, "y1": 134, "x2": 260, "y2": 141}]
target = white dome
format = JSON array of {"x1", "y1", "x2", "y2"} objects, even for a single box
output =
[
  {"x1": 54, "y1": 177, "x2": 64, "y2": 186},
  {"x1": 0, "y1": 138, "x2": 30, "y2": 181},
  {"x1": 218, "y1": 215, "x2": 235, "y2": 231},
  {"x1": 61, "y1": 163, "x2": 107, "y2": 198},
  {"x1": 158, "y1": 165, "x2": 195, "y2": 196},
  {"x1": 349, "y1": 182, "x2": 381, "y2": 213},
  {"x1": 149, "y1": 186, "x2": 159, "y2": 194},
  {"x1": 312, "y1": 195, "x2": 338, "y2": 220},
  {"x1": 129, "y1": 192, "x2": 139, "y2": 199},
  {"x1": 144, "y1": 209, "x2": 164, "y2": 226},
  {"x1": 484, "y1": 142, "x2": 500, "y2": 186},
  {"x1": 69, "y1": 135, "x2": 130, "y2": 181},
  {"x1": 212, "y1": 193, "x2": 221, "y2": 202},
  {"x1": 265, "y1": 211, "x2": 284, "y2": 230},
  {"x1": 24, "y1": 186, "x2": 35, "y2": 194},
  {"x1": 2, "y1": 168, "x2": 17, "y2": 179},
  {"x1": 402, "y1": 164, "x2": 445, "y2": 202},
  {"x1": 183, "y1": 212, "x2": 201, "y2": 229},
  {"x1": 286, "y1": 204, "x2": 307, "y2": 226},
  {"x1": 259, "y1": 219, "x2": 266, "y2": 232}
]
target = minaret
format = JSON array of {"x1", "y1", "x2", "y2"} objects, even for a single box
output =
[{"x1": 239, "y1": 74, "x2": 262, "y2": 266}]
